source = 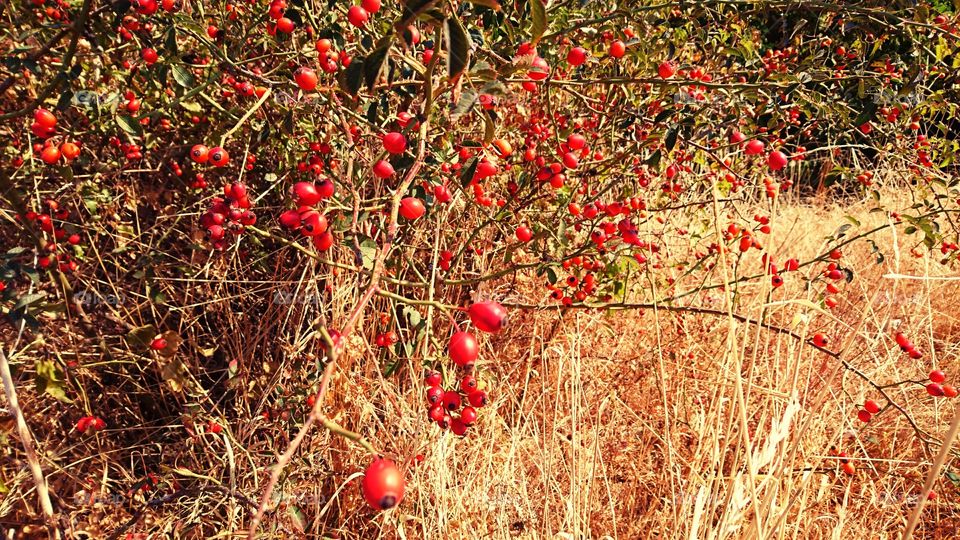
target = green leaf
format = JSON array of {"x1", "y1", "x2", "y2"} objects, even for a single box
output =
[
  {"x1": 364, "y1": 38, "x2": 391, "y2": 90},
  {"x1": 445, "y1": 15, "x2": 471, "y2": 80},
  {"x1": 529, "y1": 0, "x2": 547, "y2": 45},
  {"x1": 288, "y1": 506, "x2": 308, "y2": 533},
  {"x1": 343, "y1": 56, "x2": 365, "y2": 95},
  {"x1": 483, "y1": 111, "x2": 496, "y2": 144},
  {"x1": 171, "y1": 65, "x2": 195, "y2": 88},
  {"x1": 13, "y1": 292, "x2": 46, "y2": 312},
  {"x1": 116, "y1": 115, "x2": 143, "y2": 137},
  {"x1": 665, "y1": 128, "x2": 678, "y2": 152},
  {"x1": 399, "y1": 0, "x2": 438, "y2": 24},
  {"x1": 126, "y1": 324, "x2": 159, "y2": 350},
  {"x1": 164, "y1": 26, "x2": 178, "y2": 56},
  {"x1": 460, "y1": 157, "x2": 479, "y2": 188},
  {"x1": 35, "y1": 359, "x2": 72, "y2": 403},
  {"x1": 359, "y1": 237, "x2": 378, "y2": 270},
  {"x1": 646, "y1": 149, "x2": 662, "y2": 168}
]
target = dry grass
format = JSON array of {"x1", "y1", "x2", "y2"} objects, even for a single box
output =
[{"x1": 3, "y1": 186, "x2": 960, "y2": 539}]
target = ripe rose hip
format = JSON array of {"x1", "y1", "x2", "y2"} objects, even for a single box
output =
[
  {"x1": 467, "y1": 389, "x2": 488, "y2": 407},
  {"x1": 857, "y1": 409, "x2": 872, "y2": 423},
  {"x1": 399, "y1": 197, "x2": 425, "y2": 220},
  {"x1": 425, "y1": 370, "x2": 442, "y2": 386},
  {"x1": 347, "y1": 5, "x2": 368, "y2": 27},
  {"x1": 930, "y1": 370, "x2": 946, "y2": 383},
  {"x1": 40, "y1": 146, "x2": 61, "y2": 164},
  {"x1": 745, "y1": 139, "x2": 765, "y2": 155},
  {"x1": 382, "y1": 132, "x2": 407, "y2": 154},
  {"x1": 609, "y1": 40, "x2": 626, "y2": 59},
  {"x1": 292, "y1": 182, "x2": 322, "y2": 206},
  {"x1": 208, "y1": 147, "x2": 229, "y2": 167},
  {"x1": 426, "y1": 385, "x2": 443, "y2": 405},
  {"x1": 460, "y1": 406, "x2": 478, "y2": 425},
  {"x1": 812, "y1": 333, "x2": 828, "y2": 348},
  {"x1": 767, "y1": 150, "x2": 788, "y2": 171},
  {"x1": 468, "y1": 301, "x2": 507, "y2": 333},
  {"x1": 294, "y1": 67, "x2": 318, "y2": 91},
  {"x1": 863, "y1": 399, "x2": 881, "y2": 414},
  {"x1": 373, "y1": 160, "x2": 395, "y2": 179},
  {"x1": 516, "y1": 225, "x2": 533, "y2": 242},
  {"x1": 442, "y1": 390, "x2": 461, "y2": 411},
  {"x1": 190, "y1": 144, "x2": 210, "y2": 163},
  {"x1": 361, "y1": 458, "x2": 404, "y2": 511},
  {"x1": 448, "y1": 331, "x2": 479, "y2": 367},
  {"x1": 927, "y1": 382, "x2": 944, "y2": 397},
  {"x1": 567, "y1": 46, "x2": 588, "y2": 66},
  {"x1": 150, "y1": 337, "x2": 167, "y2": 350},
  {"x1": 657, "y1": 61, "x2": 675, "y2": 79},
  {"x1": 34, "y1": 108, "x2": 57, "y2": 129}
]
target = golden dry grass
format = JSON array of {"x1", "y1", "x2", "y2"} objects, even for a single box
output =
[{"x1": 4, "y1": 187, "x2": 960, "y2": 539}]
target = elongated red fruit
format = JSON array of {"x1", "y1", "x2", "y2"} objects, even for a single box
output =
[
  {"x1": 449, "y1": 331, "x2": 479, "y2": 366},
  {"x1": 468, "y1": 301, "x2": 507, "y2": 333}
]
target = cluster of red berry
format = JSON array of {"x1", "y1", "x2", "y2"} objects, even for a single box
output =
[
  {"x1": 199, "y1": 183, "x2": 256, "y2": 249},
  {"x1": 29, "y1": 109, "x2": 81, "y2": 165},
  {"x1": 424, "y1": 370, "x2": 485, "y2": 436},
  {"x1": 421, "y1": 302, "x2": 507, "y2": 436},
  {"x1": 279, "y1": 181, "x2": 335, "y2": 251},
  {"x1": 19, "y1": 199, "x2": 83, "y2": 273},
  {"x1": 189, "y1": 144, "x2": 230, "y2": 167}
]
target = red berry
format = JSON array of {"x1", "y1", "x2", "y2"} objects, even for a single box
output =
[
  {"x1": 927, "y1": 382, "x2": 944, "y2": 397},
  {"x1": 40, "y1": 146, "x2": 61, "y2": 164},
  {"x1": 448, "y1": 331, "x2": 479, "y2": 367},
  {"x1": 294, "y1": 67, "x2": 318, "y2": 91},
  {"x1": 347, "y1": 5, "x2": 368, "y2": 27},
  {"x1": 460, "y1": 406, "x2": 478, "y2": 425},
  {"x1": 450, "y1": 418, "x2": 468, "y2": 436},
  {"x1": 467, "y1": 301, "x2": 507, "y2": 334},
  {"x1": 426, "y1": 385, "x2": 444, "y2": 405},
  {"x1": 657, "y1": 61, "x2": 675, "y2": 79},
  {"x1": 382, "y1": 132, "x2": 407, "y2": 154},
  {"x1": 745, "y1": 139, "x2": 765, "y2": 155},
  {"x1": 856, "y1": 409, "x2": 872, "y2": 423},
  {"x1": 425, "y1": 370, "x2": 442, "y2": 386},
  {"x1": 373, "y1": 159, "x2": 395, "y2": 179},
  {"x1": 567, "y1": 46, "x2": 588, "y2": 66},
  {"x1": 428, "y1": 405, "x2": 446, "y2": 423},
  {"x1": 208, "y1": 147, "x2": 229, "y2": 167},
  {"x1": 467, "y1": 390, "x2": 488, "y2": 407},
  {"x1": 863, "y1": 399, "x2": 881, "y2": 414},
  {"x1": 767, "y1": 150, "x2": 788, "y2": 171},
  {"x1": 142, "y1": 47, "x2": 159, "y2": 64},
  {"x1": 150, "y1": 337, "x2": 167, "y2": 350},
  {"x1": 441, "y1": 390, "x2": 461, "y2": 411},
  {"x1": 943, "y1": 384, "x2": 958, "y2": 398},
  {"x1": 460, "y1": 375, "x2": 477, "y2": 393},
  {"x1": 361, "y1": 458, "x2": 404, "y2": 511},
  {"x1": 292, "y1": 182, "x2": 322, "y2": 206},
  {"x1": 609, "y1": 40, "x2": 626, "y2": 59},
  {"x1": 190, "y1": 144, "x2": 210, "y2": 164},
  {"x1": 34, "y1": 108, "x2": 57, "y2": 129},
  {"x1": 930, "y1": 370, "x2": 946, "y2": 383},
  {"x1": 399, "y1": 197, "x2": 425, "y2": 220},
  {"x1": 812, "y1": 333, "x2": 828, "y2": 348},
  {"x1": 516, "y1": 225, "x2": 533, "y2": 242},
  {"x1": 361, "y1": 0, "x2": 381, "y2": 12}
]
